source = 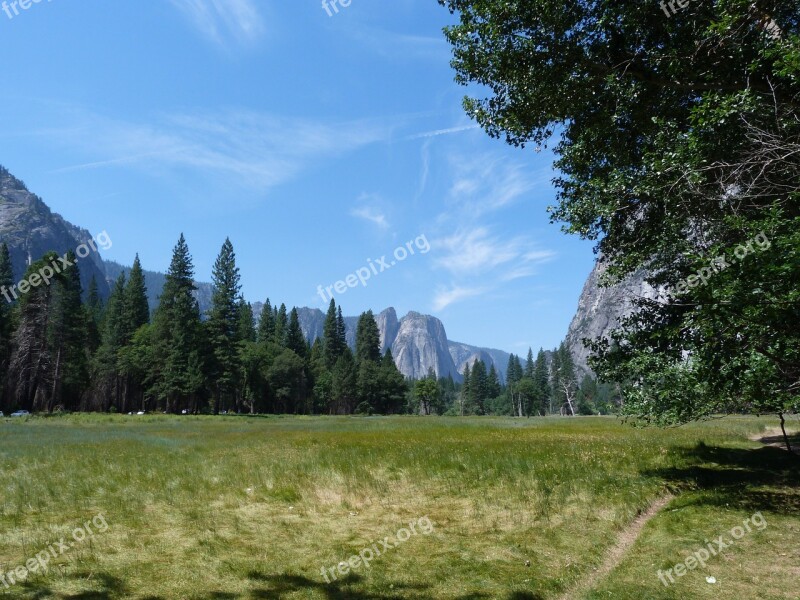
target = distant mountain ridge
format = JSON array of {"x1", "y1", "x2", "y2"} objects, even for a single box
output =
[
  {"x1": 0, "y1": 165, "x2": 512, "y2": 383},
  {"x1": 260, "y1": 304, "x2": 511, "y2": 382}
]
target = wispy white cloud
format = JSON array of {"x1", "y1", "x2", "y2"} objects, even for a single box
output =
[
  {"x1": 49, "y1": 109, "x2": 394, "y2": 193},
  {"x1": 425, "y1": 147, "x2": 558, "y2": 310},
  {"x1": 169, "y1": 0, "x2": 265, "y2": 46},
  {"x1": 447, "y1": 154, "x2": 551, "y2": 216},
  {"x1": 427, "y1": 227, "x2": 555, "y2": 310},
  {"x1": 414, "y1": 139, "x2": 431, "y2": 202},
  {"x1": 434, "y1": 227, "x2": 554, "y2": 277},
  {"x1": 351, "y1": 205, "x2": 389, "y2": 230},
  {"x1": 432, "y1": 285, "x2": 487, "y2": 311},
  {"x1": 406, "y1": 125, "x2": 480, "y2": 140}
]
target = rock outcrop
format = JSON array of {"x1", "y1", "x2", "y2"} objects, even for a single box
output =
[
  {"x1": 0, "y1": 166, "x2": 110, "y2": 298},
  {"x1": 564, "y1": 259, "x2": 657, "y2": 376}
]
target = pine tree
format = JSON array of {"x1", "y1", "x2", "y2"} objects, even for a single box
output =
[
  {"x1": 356, "y1": 359, "x2": 381, "y2": 414},
  {"x1": 105, "y1": 273, "x2": 129, "y2": 350},
  {"x1": 257, "y1": 299, "x2": 275, "y2": 344},
  {"x1": 8, "y1": 254, "x2": 57, "y2": 412},
  {"x1": 525, "y1": 348, "x2": 535, "y2": 378},
  {"x1": 336, "y1": 306, "x2": 346, "y2": 351},
  {"x1": 274, "y1": 303, "x2": 288, "y2": 346},
  {"x1": 323, "y1": 300, "x2": 344, "y2": 368},
  {"x1": 460, "y1": 363, "x2": 471, "y2": 416},
  {"x1": 50, "y1": 253, "x2": 89, "y2": 410},
  {"x1": 377, "y1": 349, "x2": 407, "y2": 414},
  {"x1": 506, "y1": 354, "x2": 523, "y2": 386},
  {"x1": 125, "y1": 254, "x2": 150, "y2": 331},
  {"x1": 468, "y1": 359, "x2": 487, "y2": 415},
  {"x1": 152, "y1": 234, "x2": 204, "y2": 414},
  {"x1": 506, "y1": 354, "x2": 522, "y2": 387},
  {"x1": 95, "y1": 272, "x2": 128, "y2": 411},
  {"x1": 355, "y1": 310, "x2": 381, "y2": 364},
  {"x1": 487, "y1": 363, "x2": 502, "y2": 399},
  {"x1": 85, "y1": 276, "x2": 103, "y2": 353},
  {"x1": 237, "y1": 298, "x2": 256, "y2": 343},
  {"x1": 332, "y1": 347, "x2": 357, "y2": 414},
  {"x1": 533, "y1": 348, "x2": 550, "y2": 415},
  {"x1": 285, "y1": 307, "x2": 307, "y2": 357},
  {"x1": 208, "y1": 238, "x2": 243, "y2": 413}
]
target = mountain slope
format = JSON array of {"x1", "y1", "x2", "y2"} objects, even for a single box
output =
[
  {"x1": 564, "y1": 259, "x2": 657, "y2": 376},
  {"x1": 0, "y1": 166, "x2": 110, "y2": 298}
]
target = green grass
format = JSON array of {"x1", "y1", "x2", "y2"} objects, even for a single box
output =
[{"x1": 0, "y1": 414, "x2": 797, "y2": 599}]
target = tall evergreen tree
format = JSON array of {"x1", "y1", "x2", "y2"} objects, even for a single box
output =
[
  {"x1": 377, "y1": 349, "x2": 407, "y2": 414},
  {"x1": 94, "y1": 272, "x2": 128, "y2": 411},
  {"x1": 257, "y1": 299, "x2": 275, "y2": 345},
  {"x1": 487, "y1": 363, "x2": 502, "y2": 399},
  {"x1": 355, "y1": 310, "x2": 381, "y2": 364},
  {"x1": 8, "y1": 252, "x2": 88, "y2": 412},
  {"x1": 285, "y1": 307, "x2": 307, "y2": 358},
  {"x1": 332, "y1": 347, "x2": 357, "y2": 414},
  {"x1": 274, "y1": 303, "x2": 288, "y2": 346},
  {"x1": 336, "y1": 306, "x2": 346, "y2": 351},
  {"x1": 208, "y1": 238, "x2": 242, "y2": 414},
  {"x1": 525, "y1": 348, "x2": 535, "y2": 378},
  {"x1": 8, "y1": 255, "x2": 57, "y2": 411},
  {"x1": 323, "y1": 299, "x2": 344, "y2": 368},
  {"x1": 85, "y1": 276, "x2": 103, "y2": 353},
  {"x1": 152, "y1": 234, "x2": 204, "y2": 414},
  {"x1": 460, "y1": 363, "x2": 471, "y2": 416},
  {"x1": 237, "y1": 298, "x2": 256, "y2": 343},
  {"x1": 50, "y1": 253, "x2": 89, "y2": 410},
  {"x1": 125, "y1": 254, "x2": 150, "y2": 331},
  {"x1": 468, "y1": 359, "x2": 487, "y2": 415},
  {"x1": 533, "y1": 348, "x2": 550, "y2": 415}
]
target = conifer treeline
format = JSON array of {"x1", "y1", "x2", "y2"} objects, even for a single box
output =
[
  {"x1": 412, "y1": 344, "x2": 618, "y2": 417},
  {"x1": 0, "y1": 236, "x2": 411, "y2": 415},
  {"x1": 0, "y1": 235, "x2": 612, "y2": 416}
]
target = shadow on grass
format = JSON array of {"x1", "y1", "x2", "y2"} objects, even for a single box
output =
[
  {"x1": 8, "y1": 571, "x2": 543, "y2": 600},
  {"x1": 644, "y1": 441, "x2": 800, "y2": 514},
  {"x1": 10, "y1": 572, "x2": 147, "y2": 600},
  {"x1": 245, "y1": 572, "x2": 544, "y2": 600},
  {"x1": 246, "y1": 572, "x2": 429, "y2": 599},
  {"x1": 759, "y1": 432, "x2": 800, "y2": 455}
]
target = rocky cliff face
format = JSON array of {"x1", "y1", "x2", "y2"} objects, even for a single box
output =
[
  {"x1": 564, "y1": 259, "x2": 657, "y2": 376},
  {"x1": 0, "y1": 166, "x2": 110, "y2": 298},
  {"x1": 390, "y1": 311, "x2": 458, "y2": 380},
  {"x1": 374, "y1": 307, "x2": 400, "y2": 353}
]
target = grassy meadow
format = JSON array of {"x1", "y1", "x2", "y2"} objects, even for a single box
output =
[{"x1": 0, "y1": 414, "x2": 797, "y2": 599}]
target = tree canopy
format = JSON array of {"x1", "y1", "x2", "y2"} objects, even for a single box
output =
[{"x1": 440, "y1": 0, "x2": 799, "y2": 429}]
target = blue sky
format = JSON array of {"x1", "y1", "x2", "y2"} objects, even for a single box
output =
[{"x1": 0, "y1": 0, "x2": 596, "y2": 354}]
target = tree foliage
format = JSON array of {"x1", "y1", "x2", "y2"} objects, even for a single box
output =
[{"x1": 441, "y1": 0, "x2": 800, "y2": 425}]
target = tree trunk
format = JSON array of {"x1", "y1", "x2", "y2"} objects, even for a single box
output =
[{"x1": 779, "y1": 413, "x2": 792, "y2": 453}]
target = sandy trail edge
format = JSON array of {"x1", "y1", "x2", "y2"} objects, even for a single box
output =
[
  {"x1": 555, "y1": 494, "x2": 675, "y2": 600},
  {"x1": 750, "y1": 426, "x2": 800, "y2": 455}
]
